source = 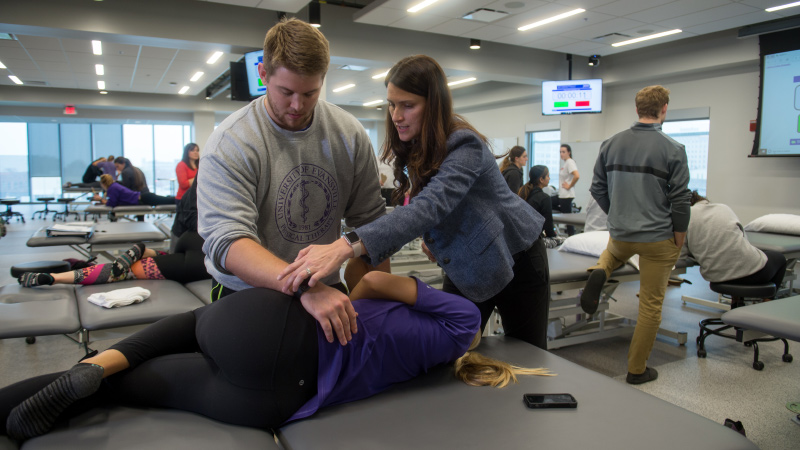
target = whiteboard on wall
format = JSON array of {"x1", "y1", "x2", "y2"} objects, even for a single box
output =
[{"x1": 563, "y1": 141, "x2": 602, "y2": 210}]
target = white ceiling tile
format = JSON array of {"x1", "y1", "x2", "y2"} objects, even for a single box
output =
[
  {"x1": 683, "y1": 10, "x2": 779, "y2": 35},
  {"x1": 101, "y1": 54, "x2": 138, "y2": 68},
  {"x1": 59, "y1": 38, "x2": 92, "y2": 53},
  {"x1": 174, "y1": 49, "x2": 209, "y2": 61},
  {"x1": 483, "y1": 0, "x2": 547, "y2": 14},
  {"x1": 422, "y1": 0, "x2": 491, "y2": 18},
  {"x1": 1, "y1": 59, "x2": 37, "y2": 71},
  {"x1": 562, "y1": 17, "x2": 645, "y2": 40},
  {"x1": 137, "y1": 58, "x2": 173, "y2": 70},
  {"x1": 428, "y1": 18, "x2": 487, "y2": 36},
  {"x1": 140, "y1": 47, "x2": 178, "y2": 59},
  {"x1": 594, "y1": 0, "x2": 675, "y2": 17},
  {"x1": 25, "y1": 49, "x2": 67, "y2": 62},
  {"x1": 526, "y1": 34, "x2": 582, "y2": 50},
  {"x1": 12, "y1": 69, "x2": 47, "y2": 81},
  {"x1": 390, "y1": 14, "x2": 452, "y2": 32},
  {"x1": 354, "y1": 6, "x2": 408, "y2": 26},
  {"x1": 0, "y1": 48, "x2": 32, "y2": 60},
  {"x1": 625, "y1": 0, "x2": 731, "y2": 23},
  {"x1": 659, "y1": 3, "x2": 761, "y2": 30},
  {"x1": 16, "y1": 35, "x2": 63, "y2": 51},
  {"x1": 102, "y1": 43, "x2": 141, "y2": 58}
]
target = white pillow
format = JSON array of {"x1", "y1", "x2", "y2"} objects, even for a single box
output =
[
  {"x1": 558, "y1": 231, "x2": 641, "y2": 270},
  {"x1": 744, "y1": 214, "x2": 800, "y2": 236}
]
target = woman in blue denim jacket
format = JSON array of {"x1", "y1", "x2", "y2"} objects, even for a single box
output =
[{"x1": 280, "y1": 55, "x2": 551, "y2": 349}]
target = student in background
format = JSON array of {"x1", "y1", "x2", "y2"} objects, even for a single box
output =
[
  {"x1": 681, "y1": 191, "x2": 786, "y2": 307},
  {"x1": 92, "y1": 174, "x2": 174, "y2": 208},
  {"x1": 98, "y1": 155, "x2": 117, "y2": 177},
  {"x1": 519, "y1": 165, "x2": 563, "y2": 248},
  {"x1": 557, "y1": 144, "x2": 579, "y2": 214},
  {"x1": 498, "y1": 146, "x2": 527, "y2": 194},
  {"x1": 176, "y1": 143, "x2": 199, "y2": 201},
  {"x1": 114, "y1": 157, "x2": 149, "y2": 193}
]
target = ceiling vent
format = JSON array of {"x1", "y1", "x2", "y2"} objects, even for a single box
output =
[
  {"x1": 24, "y1": 80, "x2": 48, "y2": 86},
  {"x1": 591, "y1": 32, "x2": 631, "y2": 44},
  {"x1": 462, "y1": 8, "x2": 509, "y2": 23}
]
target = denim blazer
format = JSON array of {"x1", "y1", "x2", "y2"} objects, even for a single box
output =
[{"x1": 358, "y1": 129, "x2": 544, "y2": 302}]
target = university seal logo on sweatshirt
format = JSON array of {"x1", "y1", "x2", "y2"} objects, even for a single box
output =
[{"x1": 276, "y1": 163, "x2": 339, "y2": 244}]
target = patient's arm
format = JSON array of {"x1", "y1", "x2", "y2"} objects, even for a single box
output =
[
  {"x1": 343, "y1": 256, "x2": 391, "y2": 292},
  {"x1": 349, "y1": 271, "x2": 417, "y2": 306}
]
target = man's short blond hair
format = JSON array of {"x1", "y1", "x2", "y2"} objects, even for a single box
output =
[
  {"x1": 635, "y1": 85, "x2": 670, "y2": 119},
  {"x1": 262, "y1": 18, "x2": 329, "y2": 79}
]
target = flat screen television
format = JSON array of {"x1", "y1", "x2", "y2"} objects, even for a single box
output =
[
  {"x1": 541, "y1": 79, "x2": 602, "y2": 115},
  {"x1": 751, "y1": 27, "x2": 800, "y2": 157},
  {"x1": 230, "y1": 49, "x2": 265, "y2": 102}
]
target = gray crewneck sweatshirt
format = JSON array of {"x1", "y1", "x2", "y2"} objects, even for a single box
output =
[{"x1": 198, "y1": 97, "x2": 386, "y2": 291}]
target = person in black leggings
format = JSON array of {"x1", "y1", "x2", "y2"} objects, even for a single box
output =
[
  {"x1": 1, "y1": 271, "x2": 556, "y2": 442},
  {"x1": 18, "y1": 232, "x2": 208, "y2": 288}
]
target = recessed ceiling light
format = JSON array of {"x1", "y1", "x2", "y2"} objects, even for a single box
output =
[
  {"x1": 190, "y1": 71, "x2": 204, "y2": 82},
  {"x1": 97, "y1": 80, "x2": 105, "y2": 90},
  {"x1": 179, "y1": 86, "x2": 190, "y2": 94},
  {"x1": 363, "y1": 99, "x2": 383, "y2": 106},
  {"x1": 100, "y1": 91, "x2": 108, "y2": 94},
  {"x1": 408, "y1": 0, "x2": 438, "y2": 13},
  {"x1": 448, "y1": 77, "x2": 476, "y2": 87},
  {"x1": 333, "y1": 83, "x2": 355, "y2": 92},
  {"x1": 518, "y1": 8, "x2": 585, "y2": 31},
  {"x1": 766, "y1": 1, "x2": 800, "y2": 12},
  {"x1": 91, "y1": 40, "x2": 102, "y2": 55},
  {"x1": 207, "y1": 51, "x2": 223, "y2": 64},
  {"x1": 612, "y1": 29, "x2": 682, "y2": 47},
  {"x1": 95, "y1": 64, "x2": 104, "y2": 75},
  {"x1": 9, "y1": 75, "x2": 22, "y2": 85},
  {"x1": 0, "y1": 60, "x2": 6, "y2": 69},
  {"x1": 372, "y1": 70, "x2": 389, "y2": 80}
]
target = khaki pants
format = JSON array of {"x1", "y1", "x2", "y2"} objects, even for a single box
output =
[{"x1": 589, "y1": 237, "x2": 680, "y2": 374}]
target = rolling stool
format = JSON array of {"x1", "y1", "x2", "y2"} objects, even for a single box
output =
[
  {"x1": 10, "y1": 260, "x2": 72, "y2": 344},
  {"x1": 53, "y1": 197, "x2": 79, "y2": 221},
  {"x1": 32, "y1": 197, "x2": 56, "y2": 219},
  {"x1": 696, "y1": 281, "x2": 791, "y2": 370},
  {"x1": 1, "y1": 198, "x2": 25, "y2": 223}
]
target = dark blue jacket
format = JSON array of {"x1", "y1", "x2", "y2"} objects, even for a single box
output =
[{"x1": 358, "y1": 129, "x2": 544, "y2": 302}]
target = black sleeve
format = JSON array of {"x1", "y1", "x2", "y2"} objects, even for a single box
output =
[
  {"x1": 172, "y1": 178, "x2": 198, "y2": 237},
  {"x1": 82, "y1": 165, "x2": 102, "y2": 183},
  {"x1": 527, "y1": 192, "x2": 555, "y2": 237}
]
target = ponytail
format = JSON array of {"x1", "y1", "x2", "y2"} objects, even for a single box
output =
[{"x1": 453, "y1": 333, "x2": 554, "y2": 388}]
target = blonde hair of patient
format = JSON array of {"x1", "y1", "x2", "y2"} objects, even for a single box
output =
[{"x1": 454, "y1": 332, "x2": 554, "y2": 388}]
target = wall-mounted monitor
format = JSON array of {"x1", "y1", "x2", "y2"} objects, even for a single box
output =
[
  {"x1": 541, "y1": 79, "x2": 603, "y2": 115},
  {"x1": 230, "y1": 49, "x2": 265, "y2": 102},
  {"x1": 750, "y1": 27, "x2": 800, "y2": 157}
]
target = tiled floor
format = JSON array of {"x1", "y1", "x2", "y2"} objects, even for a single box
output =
[{"x1": 1, "y1": 204, "x2": 798, "y2": 448}]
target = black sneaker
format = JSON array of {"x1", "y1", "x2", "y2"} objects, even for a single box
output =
[
  {"x1": 580, "y1": 269, "x2": 606, "y2": 315},
  {"x1": 626, "y1": 367, "x2": 658, "y2": 385}
]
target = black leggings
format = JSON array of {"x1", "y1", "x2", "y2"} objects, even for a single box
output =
[
  {"x1": 152, "y1": 231, "x2": 208, "y2": 284},
  {"x1": 724, "y1": 249, "x2": 787, "y2": 289},
  {"x1": 139, "y1": 192, "x2": 175, "y2": 206},
  {"x1": 443, "y1": 237, "x2": 551, "y2": 349},
  {"x1": 0, "y1": 289, "x2": 319, "y2": 432}
]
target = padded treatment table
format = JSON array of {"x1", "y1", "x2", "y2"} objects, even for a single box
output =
[
  {"x1": 5, "y1": 407, "x2": 278, "y2": 450},
  {"x1": 552, "y1": 211, "x2": 587, "y2": 232},
  {"x1": 27, "y1": 222, "x2": 168, "y2": 260},
  {"x1": 0, "y1": 285, "x2": 80, "y2": 339},
  {"x1": 277, "y1": 336, "x2": 756, "y2": 450},
  {"x1": 545, "y1": 248, "x2": 692, "y2": 349},
  {"x1": 75, "y1": 280, "x2": 205, "y2": 347},
  {"x1": 184, "y1": 279, "x2": 213, "y2": 305},
  {"x1": 723, "y1": 295, "x2": 800, "y2": 342},
  {"x1": 682, "y1": 231, "x2": 800, "y2": 311}
]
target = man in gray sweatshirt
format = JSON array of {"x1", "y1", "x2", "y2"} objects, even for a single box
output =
[
  {"x1": 197, "y1": 18, "x2": 387, "y2": 346},
  {"x1": 581, "y1": 85, "x2": 691, "y2": 385}
]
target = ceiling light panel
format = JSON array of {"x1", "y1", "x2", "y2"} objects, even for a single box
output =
[
  {"x1": 95, "y1": 64, "x2": 104, "y2": 75},
  {"x1": 179, "y1": 86, "x2": 190, "y2": 94},
  {"x1": 207, "y1": 51, "x2": 224, "y2": 64},
  {"x1": 518, "y1": 8, "x2": 585, "y2": 31},
  {"x1": 408, "y1": 0, "x2": 438, "y2": 13},
  {"x1": 190, "y1": 71, "x2": 204, "y2": 82},
  {"x1": 332, "y1": 83, "x2": 355, "y2": 92},
  {"x1": 612, "y1": 29, "x2": 682, "y2": 47},
  {"x1": 766, "y1": 1, "x2": 800, "y2": 12},
  {"x1": 91, "y1": 40, "x2": 102, "y2": 55}
]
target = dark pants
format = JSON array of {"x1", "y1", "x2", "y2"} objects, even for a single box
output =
[
  {"x1": 152, "y1": 231, "x2": 208, "y2": 284},
  {"x1": 139, "y1": 192, "x2": 175, "y2": 206},
  {"x1": 558, "y1": 198, "x2": 576, "y2": 235},
  {"x1": 725, "y1": 249, "x2": 787, "y2": 289},
  {"x1": 0, "y1": 289, "x2": 319, "y2": 431},
  {"x1": 443, "y1": 237, "x2": 551, "y2": 349}
]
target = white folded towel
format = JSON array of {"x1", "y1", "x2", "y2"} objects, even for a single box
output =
[{"x1": 88, "y1": 287, "x2": 151, "y2": 308}]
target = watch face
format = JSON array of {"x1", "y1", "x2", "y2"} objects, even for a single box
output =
[{"x1": 345, "y1": 231, "x2": 359, "y2": 244}]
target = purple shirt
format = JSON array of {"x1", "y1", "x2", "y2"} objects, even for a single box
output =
[
  {"x1": 105, "y1": 182, "x2": 140, "y2": 207},
  {"x1": 287, "y1": 278, "x2": 480, "y2": 423},
  {"x1": 98, "y1": 161, "x2": 117, "y2": 177}
]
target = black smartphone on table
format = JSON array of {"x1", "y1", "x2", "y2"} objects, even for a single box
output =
[{"x1": 523, "y1": 393, "x2": 577, "y2": 409}]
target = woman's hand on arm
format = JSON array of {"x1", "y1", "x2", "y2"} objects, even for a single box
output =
[{"x1": 277, "y1": 238, "x2": 355, "y2": 293}]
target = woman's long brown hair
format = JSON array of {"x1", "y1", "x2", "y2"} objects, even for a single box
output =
[{"x1": 380, "y1": 55, "x2": 487, "y2": 205}]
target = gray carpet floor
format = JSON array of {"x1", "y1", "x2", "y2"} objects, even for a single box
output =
[{"x1": 1, "y1": 205, "x2": 799, "y2": 449}]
